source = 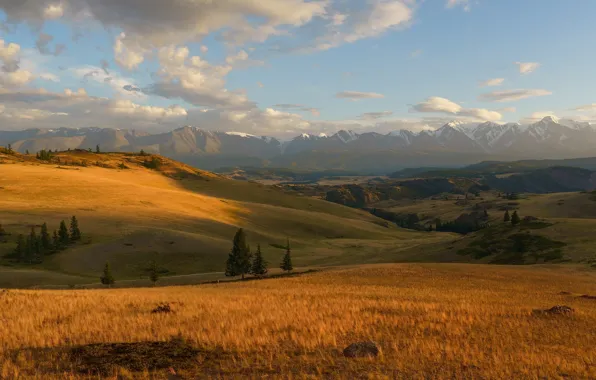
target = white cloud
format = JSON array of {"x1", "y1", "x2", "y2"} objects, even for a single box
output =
[
  {"x1": 39, "y1": 73, "x2": 60, "y2": 82},
  {"x1": 305, "y1": 1, "x2": 414, "y2": 52},
  {"x1": 200, "y1": 45, "x2": 209, "y2": 53},
  {"x1": 479, "y1": 89, "x2": 552, "y2": 102},
  {"x1": 146, "y1": 45, "x2": 252, "y2": 109},
  {"x1": 113, "y1": 33, "x2": 146, "y2": 70},
  {"x1": 272, "y1": 103, "x2": 320, "y2": 116},
  {"x1": 70, "y1": 64, "x2": 143, "y2": 97},
  {"x1": 358, "y1": 111, "x2": 393, "y2": 120},
  {"x1": 412, "y1": 96, "x2": 502, "y2": 122},
  {"x1": 480, "y1": 78, "x2": 504, "y2": 87},
  {"x1": 515, "y1": 62, "x2": 541, "y2": 75},
  {"x1": 412, "y1": 97, "x2": 462, "y2": 114},
  {"x1": 336, "y1": 91, "x2": 385, "y2": 100},
  {"x1": 0, "y1": 87, "x2": 187, "y2": 130},
  {"x1": 521, "y1": 111, "x2": 557, "y2": 124},
  {"x1": 573, "y1": 104, "x2": 596, "y2": 112},
  {"x1": 43, "y1": 3, "x2": 64, "y2": 19},
  {"x1": 498, "y1": 107, "x2": 516, "y2": 113},
  {"x1": 257, "y1": 82, "x2": 264, "y2": 88}
]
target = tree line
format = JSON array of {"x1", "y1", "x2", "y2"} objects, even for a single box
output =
[{"x1": 8, "y1": 216, "x2": 82, "y2": 264}]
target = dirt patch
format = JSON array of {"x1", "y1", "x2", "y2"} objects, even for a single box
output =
[{"x1": 69, "y1": 339, "x2": 202, "y2": 375}]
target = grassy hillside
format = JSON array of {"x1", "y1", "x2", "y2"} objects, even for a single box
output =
[
  {"x1": 381, "y1": 191, "x2": 596, "y2": 264},
  {"x1": 1, "y1": 264, "x2": 595, "y2": 378},
  {"x1": 0, "y1": 149, "x2": 452, "y2": 286}
]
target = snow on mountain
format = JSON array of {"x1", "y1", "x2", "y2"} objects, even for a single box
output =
[{"x1": 334, "y1": 130, "x2": 358, "y2": 143}]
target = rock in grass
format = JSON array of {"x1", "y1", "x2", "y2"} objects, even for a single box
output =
[
  {"x1": 343, "y1": 341, "x2": 379, "y2": 358},
  {"x1": 533, "y1": 305, "x2": 574, "y2": 315}
]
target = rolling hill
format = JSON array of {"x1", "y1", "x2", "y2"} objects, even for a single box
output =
[{"x1": 0, "y1": 148, "x2": 453, "y2": 287}]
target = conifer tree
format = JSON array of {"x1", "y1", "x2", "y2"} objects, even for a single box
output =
[
  {"x1": 149, "y1": 260, "x2": 159, "y2": 286},
  {"x1": 511, "y1": 211, "x2": 521, "y2": 226},
  {"x1": 14, "y1": 234, "x2": 25, "y2": 262},
  {"x1": 280, "y1": 238, "x2": 293, "y2": 273},
  {"x1": 26, "y1": 150, "x2": 29, "y2": 155},
  {"x1": 52, "y1": 230, "x2": 60, "y2": 251},
  {"x1": 40, "y1": 222, "x2": 51, "y2": 251},
  {"x1": 70, "y1": 216, "x2": 81, "y2": 241},
  {"x1": 27, "y1": 227, "x2": 38, "y2": 264},
  {"x1": 96, "y1": 144, "x2": 101, "y2": 153},
  {"x1": 100, "y1": 262, "x2": 115, "y2": 287},
  {"x1": 59, "y1": 220, "x2": 70, "y2": 245},
  {"x1": 504, "y1": 210, "x2": 511, "y2": 223},
  {"x1": 250, "y1": 244, "x2": 268, "y2": 277},
  {"x1": 225, "y1": 228, "x2": 252, "y2": 279}
]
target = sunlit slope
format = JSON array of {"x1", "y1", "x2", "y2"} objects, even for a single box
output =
[{"x1": 0, "y1": 153, "x2": 450, "y2": 282}]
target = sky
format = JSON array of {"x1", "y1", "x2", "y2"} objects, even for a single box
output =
[{"x1": 0, "y1": 0, "x2": 595, "y2": 138}]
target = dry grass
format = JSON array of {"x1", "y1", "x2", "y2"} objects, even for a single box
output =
[
  {"x1": 0, "y1": 158, "x2": 450, "y2": 283},
  {"x1": 1, "y1": 263, "x2": 595, "y2": 379}
]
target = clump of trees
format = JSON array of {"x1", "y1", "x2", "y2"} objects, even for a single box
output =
[
  {"x1": 225, "y1": 228, "x2": 294, "y2": 279},
  {"x1": 8, "y1": 216, "x2": 83, "y2": 264},
  {"x1": 36, "y1": 149, "x2": 54, "y2": 161}
]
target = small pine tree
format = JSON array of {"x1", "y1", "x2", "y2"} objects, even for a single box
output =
[
  {"x1": 14, "y1": 234, "x2": 25, "y2": 262},
  {"x1": 280, "y1": 238, "x2": 293, "y2": 273},
  {"x1": 96, "y1": 144, "x2": 101, "y2": 153},
  {"x1": 70, "y1": 216, "x2": 81, "y2": 241},
  {"x1": 59, "y1": 220, "x2": 70, "y2": 246},
  {"x1": 149, "y1": 260, "x2": 159, "y2": 286},
  {"x1": 40, "y1": 222, "x2": 51, "y2": 251},
  {"x1": 52, "y1": 230, "x2": 60, "y2": 251},
  {"x1": 26, "y1": 149, "x2": 29, "y2": 155},
  {"x1": 225, "y1": 228, "x2": 252, "y2": 279},
  {"x1": 100, "y1": 262, "x2": 115, "y2": 287},
  {"x1": 504, "y1": 210, "x2": 511, "y2": 223},
  {"x1": 26, "y1": 227, "x2": 38, "y2": 264},
  {"x1": 225, "y1": 249, "x2": 239, "y2": 277},
  {"x1": 140, "y1": 149, "x2": 146, "y2": 156},
  {"x1": 511, "y1": 211, "x2": 520, "y2": 226},
  {"x1": 250, "y1": 244, "x2": 268, "y2": 277}
]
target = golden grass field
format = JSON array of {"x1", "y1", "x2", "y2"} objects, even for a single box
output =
[
  {"x1": 1, "y1": 264, "x2": 595, "y2": 379},
  {"x1": 0, "y1": 152, "x2": 453, "y2": 286}
]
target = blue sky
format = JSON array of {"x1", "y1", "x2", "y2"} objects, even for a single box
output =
[{"x1": 0, "y1": 0, "x2": 595, "y2": 137}]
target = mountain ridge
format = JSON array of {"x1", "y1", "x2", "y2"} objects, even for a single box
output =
[{"x1": 2, "y1": 116, "x2": 596, "y2": 173}]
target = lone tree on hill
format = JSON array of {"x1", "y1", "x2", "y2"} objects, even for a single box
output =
[
  {"x1": 96, "y1": 145, "x2": 101, "y2": 153},
  {"x1": 149, "y1": 260, "x2": 160, "y2": 286},
  {"x1": 511, "y1": 211, "x2": 521, "y2": 226},
  {"x1": 70, "y1": 216, "x2": 81, "y2": 241},
  {"x1": 250, "y1": 244, "x2": 268, "y2": 278},
  {"x1": 225, "y1": 228, "x2": 252, "y2": 279},
  {"x1": 280, "y1": 238, "x2": 293, "y2": 273},
  {"x1": 504, "y1": 210, "x2": 511, "y2": 223},
  {"x1": 100, "y1": 262, "x2": 115, "y2": 287},
  {"x1": 59, "y1": 220, "x2": 70, "y2": 246}
]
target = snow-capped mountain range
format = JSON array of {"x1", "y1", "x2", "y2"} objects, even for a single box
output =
[{"x1": 2, "y1": 116, "x2": 596, "y2": 172}]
